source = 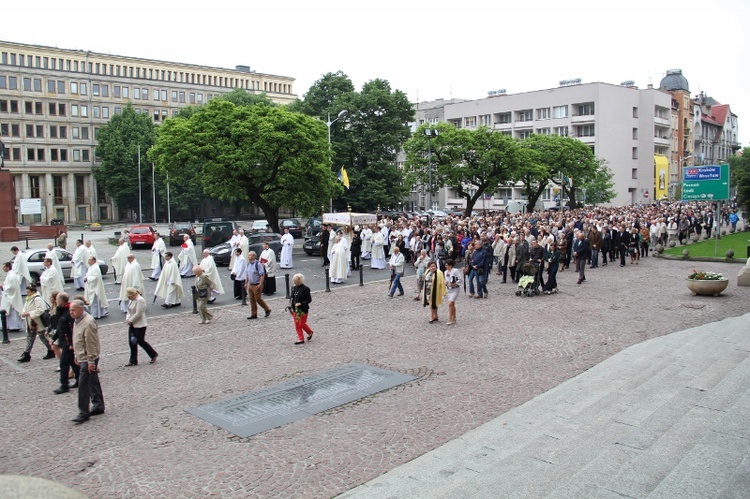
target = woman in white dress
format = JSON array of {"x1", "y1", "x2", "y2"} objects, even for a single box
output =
[{"x1": 444, "y1": 259, "x2": 462, "y2": 325}]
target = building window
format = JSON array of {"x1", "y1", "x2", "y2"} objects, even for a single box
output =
[
  {"x1": 71, "y1": 105, "x2": 79, "y2": 117},
  {"x1": 464, "y1": 116, "x2": 477, "y2": 127},
  {"x1": 73, "y1": 149, "x2": 81, "y2": 161},
  {"x1": 197, "y1": 93, "x2": 203, "y2": 104},
  {"x1": 161, "y1": 89, "x2": 167, "y2": 101},
  {"x1": 60, "y1": 149, "x2": 68, "y2": 161},
  {"x1": 134, "y1": 88, "x2": 140, "y2": 99},
  {"x1": 58, "y1": 103, "x2": 66, "y2": 116},
  {"x1": 171, "y1": 90, "x2": 178, "y2": 102},
  {"x1": 81, "y1": 127, "x2": 88, "y2": 139},
  {"x1": 553, "y1": 105, "x2": 568, "y2": 119},
  {"x1": 189, "y1": 92, "x2": 195, "y2": 104},
  {"x1": 50, "y1": 125, "x2": 57, "y2": 138},
  {"x1": 632, "y1": 128, "x2": 638, "y2": 140},
  {"x1": 576, "y1": 102, "x2": 595, "y2": 116},
  {"x1": 51, "y1": 148, "x2": 58, "y2": 161},
  {"x1": 0, "y1": 124, "x2": 7, "y2": 136},
  {"x1": 26, "y1": 124, "x2": 35, "y2": 137},
  {"x1": 632, "y1": 107, "x2": 638, "y2": 118},
  {"x1": 79, "y1": 82, "x2": 87, "y2": 95},
  {"x1": 23, "y1": 78, "x2": 31, "y2": 91},
  {"x1": 632, "y1": 168, "x2": 638, "y2": 179},
  {"x1": 153, "y1": 89, "x2": 159, "y2": 101},
  {"x1": 8, "y1": 76, "x2": 17, "y2": 90},
  {"x1": 59, "y1": 126, "x2": 67, "y2": 138},
  {"x1": 102, "y1": 107, "x2": 109, "y2": 118},
  {"x1": 53, "y1": 176, "x2": 63, "y2": 203},
  {"x1": 632, "y1": 147, "x2": 638, "y2": 159},
  {"x1": 114, "y1": 107, "x2": 121, "y2": 115},
  {"x1": 517, "y1": 109, "x2": 533, "y2": 122},
  {"x1": 93, "y1": 106, "x2": 100, "y2": 118},
  {"x1": 122, "y1": 86, "x2": 129, "y2": 99},
  {"x1": 161, "y1": 110, "x2": 167, "y2": 120},
  {"x1": 71, "y1": 82, "x2": 78, "y2": 94},
  {"x1": 72, "y1": 127, "x2": 79, "y2": 139},
  {"x1": 37, "y1": 148, "x2": 45, "y2": 161},
  {"x1": 0, "y1": 100, "x2": 6, "y2": 112},
  {"x1": 517, "y1": 130, "x2": 532, "y2": 139},
  {"x1": 25, "y1": 101, "x2": 33, "y2": 114},
  {"x1": 82, "y1": 149, "x2": 90, "y2": 162},
  {"x1": 48, "y1": 102, "x2": 57, "y2": 115},
  {"x1": 93, "y1": 84, "x2": 100, "y2": 96},
  {"x1": 48, "y1": 80, "x2": 56, "y2": 93},
  {"x1": 577, "y1": 124, "x2": 595, "y2": 137},
  {"x1": 114, "y1": 85, "x2": 120, "y2": 98},
  {"x1": 11, "y1": 124, "x2": 19, "y2": 137},
  {"x1": 553, "y1": 126, "x2": 569, "y2": 137},
  {"x1": 11, "y1": 147, "x2": 21, "y2": 160},
  {"x1": 81, "y1": 105, "x2": 88, "y2": 117},
  {"x1": 536, "y1": 108, "x2": 550, "y2": 120},
  {"x1": 27, "y1": 148, "x2": 35, "y2": 160},
  {"x1": 30, "y1": 176, "x2": 40, "y2": 198},
  {"x1": 35, "y1": 102, "x2": 42, "y2": 114},
  {"x1": 535, "y1": 128, "x2": 551, "y2": 135},
  {"x1": 57, "y1": 81, "x2": 65, "y2": 94},
  {"x1": 36, "y1": 124, "x2": 43, "y2": 138},
  {"x1": 141, "y1": 88, "x2": 148, "y2": 100},
  {"x1": 179, "y1": 91, "x2": 186, "y2": 103}
]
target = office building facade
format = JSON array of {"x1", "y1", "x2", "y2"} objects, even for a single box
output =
[{"x1": 0, "y1": 40, "x2": 296, "y2": 224}]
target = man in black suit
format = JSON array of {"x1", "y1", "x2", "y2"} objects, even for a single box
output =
[
  {"x1": 320, "y1": 224, "x2": 330, "y2": 267},
  {"x1": 617, "y1": 225, "x2": 631, "y2": 267},
  {"x1": 572, "y1": 231, "x2": 590, "y2": 284}
]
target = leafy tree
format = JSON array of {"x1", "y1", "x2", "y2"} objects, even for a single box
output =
[
  {"x1": 296, "y1": 74, "x2": 413, "y2": 211},
  {"x1": 516, "y1": 134, "x2": 600, "y2": 209},
  {"x1": 150, "y1": 99, "x2": 337, "y2": 232},
  {"x1": 575, "y1": 160, "x2": 617, "y2": 206},
  {"x1": 729, "y1": 147, "x2": 750, "y2": 215},
  {"x1": 94, "y1": 104, "x2": 156, "y2": 217},
  {"x1": 404, "y1": 124, "x2": 521, "y2": 215},
  {"x1": 217, "y1": 88, "x2": 275, "y2": 108}
]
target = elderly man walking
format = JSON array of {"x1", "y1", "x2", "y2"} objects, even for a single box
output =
[{"x1": 70, "y1": 299, "x2": 105, "y2": 424}]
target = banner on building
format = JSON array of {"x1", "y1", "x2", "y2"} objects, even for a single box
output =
[
  {"x1": 654, "y1": 155, "x2": 669, "y2": 200},
  {"x1": 20, "y1": 198, "x2": 42, "y2": 215}
]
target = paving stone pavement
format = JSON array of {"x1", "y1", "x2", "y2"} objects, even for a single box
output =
[{"x1": 0, "y1": 254, "x2": 748, "y2": 498}]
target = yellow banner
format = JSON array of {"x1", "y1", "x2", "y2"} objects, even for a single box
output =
[{"x1": 654, "y1": 155, "x2": 669, "y2": 200}]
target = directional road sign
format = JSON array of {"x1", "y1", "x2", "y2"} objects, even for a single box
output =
[{"x1": 681, "y1": 164, "x2": 730, "y2": 201}]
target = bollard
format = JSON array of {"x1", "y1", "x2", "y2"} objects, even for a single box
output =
[
  {"x1": 359, "y1": 265, "x2": 364, "y2": 286},
  {"x1": 81, "y1": 233, "x2": 84, "y2": 244},
  {"x1": 325, "y1": 268, "x2": 331, "y2": 292},
  {"x1": 25, "y1": 237, "x2": 29, "y2": 250},
  {"x1": 190, "y1": 285, "x2": 198, "y2": 314},
  {"x1": 1, "y1": 310, "x2": 9, "y2": 344},
  {"x1": 284, "y1": 273, "x2": 291, "y2": 299}
]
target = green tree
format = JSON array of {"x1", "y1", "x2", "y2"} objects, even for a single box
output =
[
  {"x1": 516, "y1": 134, "x2": 600, "y2": 209},
  {"x1": 404, "y1": 124, "x2": 521, "y2": 215},
  {"x1": 296, "y1": 74, "x2": 413, "y2": 211},
  {"x1": 729, "y1": 148, "x2": 750, "y2": 215},
  {"x1": 576, "y1": 160, "x2": 617, "y2": 206},
  {"x1": 150, "y1": 99, "x2": 337, "y2": 232},
  {"x1": 94, "y1": 104, "x2": 157, "y2": 217},
  {"x1": 217, "y1": 88, "x2": 275, "y2": 108}
]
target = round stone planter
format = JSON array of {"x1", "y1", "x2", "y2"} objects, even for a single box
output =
[{"x1": 686, "y1": 278, "x2": 728, "y2": 296}]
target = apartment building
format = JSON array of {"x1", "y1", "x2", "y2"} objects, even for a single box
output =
[
  {"x1": 0, "y1": 40, "x2": 296, "y2": 224},
  {"x1": 693, "y1": 91, "x2": 740, "y2": 166}
]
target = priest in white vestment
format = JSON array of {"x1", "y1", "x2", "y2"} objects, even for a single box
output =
[
  {"x1": 1, "y1": 262, "x2": 24, "y2": 330},
  {"x1": 370, "y1": 227, "x2": 386, "y2": 269},
  {"x1": 110, "y1": 238, "x2": 129, "y2": 284},
  {"x1": 200, "y1": 249, "x2": 224, "y2": 303},
  {"x1": 259, "y1": 241, "x2": 278, "y2": 296},
  {"x1": 329, "y1": 236, "x2": 349, "y2": 284},
  {"x1": 279, "y1": 228, "x2": 294, "y2": 269},
  {"x1": 361, "y1": 226, "x2": 373, "y2": 259},
  {"x1": 45, "y1": 244, "x2": 65, "y2": 282},
  {"x1": 84, "y1": 256, "x2": 109, "y2": 318},
  {"x1": 155, "y1": 252, "x2": 183, "y2": 308},
  {"x1": 119, "y1": 254, "x2": 144, "y2": 313},
  {"x1": 150, "y1": 232, "x2": 167, "y2": 281},
  {"x1": 71, "y1": 239, "x2": 88, "y2": 290},
  {"x1": 178, "y1": 234, "x2": 198, "y2": 277},
  {"x1": 85, "y1": 240, "x2": 98, "y2": 261},
  {"x1": 10, "y1": 246, "x2": 32, "y2": 295},
  {"x1": 228, "y1": 229, "x2": 240, "y2": 270},
  {"x1": 40, "y1": 258, "x2": 64, "y2": 305}
]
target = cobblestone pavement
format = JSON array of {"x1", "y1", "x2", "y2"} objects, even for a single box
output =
[{"x1": 0, "y1": 254, "x2": 748, "y2": 498}]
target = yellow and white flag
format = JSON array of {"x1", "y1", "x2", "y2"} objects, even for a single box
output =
[{"x1": 338, "y1": 167, "x2": 350, "y2": 189}]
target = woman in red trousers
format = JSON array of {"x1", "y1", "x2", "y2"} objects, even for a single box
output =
[{"x1": 289, "y1": 273, "x2": 314, "y2": 345}]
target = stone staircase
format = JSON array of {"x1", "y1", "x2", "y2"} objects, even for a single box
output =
[{"x1": 342, "y1": 314, "x2": 750, "y2": 498}]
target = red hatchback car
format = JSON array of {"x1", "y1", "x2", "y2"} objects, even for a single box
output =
[{"x1": 128, "y1": 225, "x2": 156, "y2": 248}]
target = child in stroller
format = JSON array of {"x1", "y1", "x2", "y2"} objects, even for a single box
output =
[{"x1": 516, "y1": 261, "x2": 541, "y2": 297}]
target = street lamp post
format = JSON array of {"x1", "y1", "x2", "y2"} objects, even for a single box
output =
[
  {"x1": 326, "y1": 110, "x2": 348, "y2": 213},
  {"x1": 424, "y1": 127, "x2": 439, "y2": 211}
]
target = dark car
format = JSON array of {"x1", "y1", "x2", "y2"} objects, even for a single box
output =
[
  {"x1": 128, "y1": 225, "x2": 156, "y2": 248},
  {"x1": 202, "y1": 219, "x2": 239, "y2": 249},
  {"x1": 24, "y1": 248, "x2": 108, "y2": 285},
  {"x1": 169, "y1": 222, "x2": 196, "y2": 246},
  {"x1": 280, "y1": 218, "x2": 304, "y2": 239},
  {"x1": 209, "y1": 232, "x2": 282, "y2": 266},
  {"x1": 303, "y1": 234, "x2": 321, "y2": 256},
  {"x1": 305, "y1": 217, "x2": 322, "y2": 239}
]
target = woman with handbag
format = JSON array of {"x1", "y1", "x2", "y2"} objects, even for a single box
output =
[
  {"x1": 289, "y1": 273, "x2": 314, "y2": 345},
  {"x1": 444, "y1": 259, "x2": 462, "y2": 325},
  {"x1": 125, "y1": 287, "x2": 158, "y2": 366},
  {"x1": 18, "y1": 283, "x2": 54, "y2": 363},
  {"x1": 422, "y1": 261, "x2": 446, "y2": 324}
]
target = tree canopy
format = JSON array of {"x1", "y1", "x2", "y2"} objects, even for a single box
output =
[
  {"x1": 150, "y1": 99, "x2": 336, "y2": 232},
  {"x1": 94, "y1": 104, "x2": 156, "y2": 217},
  {"x1": 404, "y1": 124, "x2": 522, "y2": 215},
  {"x1": 729, "y1": 147, "x2": 750, "y2": 215},
  {"x1": 295, "y1": 72, "x2": 414, "y2": 211}
]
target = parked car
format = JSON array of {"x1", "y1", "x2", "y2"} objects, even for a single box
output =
[
  {"x1": 202, "y1": 219, "x2": 239, "y2": 249},
  {"x1": 128, "y1": 225, "x2": 156, "y2": 248},
  {"x1": 250, "y1": 220, "x2": 270, "y2": 233},
  {"x1": 169, "y1": 222, "x2": 196, "y2": 246},
  {"x1": 280, "y1": 218, "x2": 304, "y2": 238},
  {"x1": 303, "y1": 234, "x2": 322, "y2": 256},
  {"x1": 22, "y1": 248, "x2": 109, "y2": 285},
  {"x1": 209, "y1": 232, "x2": 282, "y2": 266},
  {"x1": 305, "y1": 217, "x2": 322, "y2": 239}
]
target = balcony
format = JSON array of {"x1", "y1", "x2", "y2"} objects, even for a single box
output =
[
  {"x1": 654, "y1": 136, "x2": 670, "y2": 146},
  {"x1": 571, "y1": 114, "x2": 595, "y2": 124},
  {"x1": 654, "y1": 116, "x2": 670, "y2": 127}
]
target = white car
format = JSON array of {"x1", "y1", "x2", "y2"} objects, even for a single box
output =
[
  {"x1": 250, "y1": 220, "x2": 270, "y2": 232},
  {"x1": 21, "y1": 248, "x2": 109, "y2": 285}
]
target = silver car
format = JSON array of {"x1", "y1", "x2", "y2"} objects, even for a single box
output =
[{"x1": 21, "y1": 248, "x2": 109, "y2": 285}]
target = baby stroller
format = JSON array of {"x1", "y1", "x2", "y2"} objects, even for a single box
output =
[{"x1": 515, "y1": 262, "x2": 541, "y2": 297}]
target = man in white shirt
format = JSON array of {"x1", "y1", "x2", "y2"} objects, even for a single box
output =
[
  {"x1": 71, "y1": 239, "x2": 88, "y2": 290},
  {"x1": 388, "y1": 246, "x2": 406, "y2": 297},
  {"x1": 231, "y1": 248, "x2": 247, "y2": 300}
]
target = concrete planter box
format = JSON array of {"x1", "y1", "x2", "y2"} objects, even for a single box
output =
[{"x1": 686, "y1": 278, "x2": 728, "y2": 296}]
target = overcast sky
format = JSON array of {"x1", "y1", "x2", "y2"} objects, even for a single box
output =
[{"x1": 4, "y1": 0, "x2": 749, "y2": 146}]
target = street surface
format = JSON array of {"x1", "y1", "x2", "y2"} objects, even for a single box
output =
[{"x1": 0, "y1": 226, "x2": 749, "y2": 497}]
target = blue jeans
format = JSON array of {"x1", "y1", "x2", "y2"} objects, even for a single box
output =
[
  {"x1": 389, "y1": 273, "x2": 404, "y2": 296},
  {"x1": 468, "y1": 269, "x2": 477, "y2": 295},
  {"x1": 469, "y1": 269, "x2": 485, "y2": 297},
  {"x1": 590, "y1": 249, "x2": 599, "y2": 267}
]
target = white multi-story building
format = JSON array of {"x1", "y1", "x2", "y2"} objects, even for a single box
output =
[{"x1": 0, "y1": 40, "x2": 296, "y2": 224}]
